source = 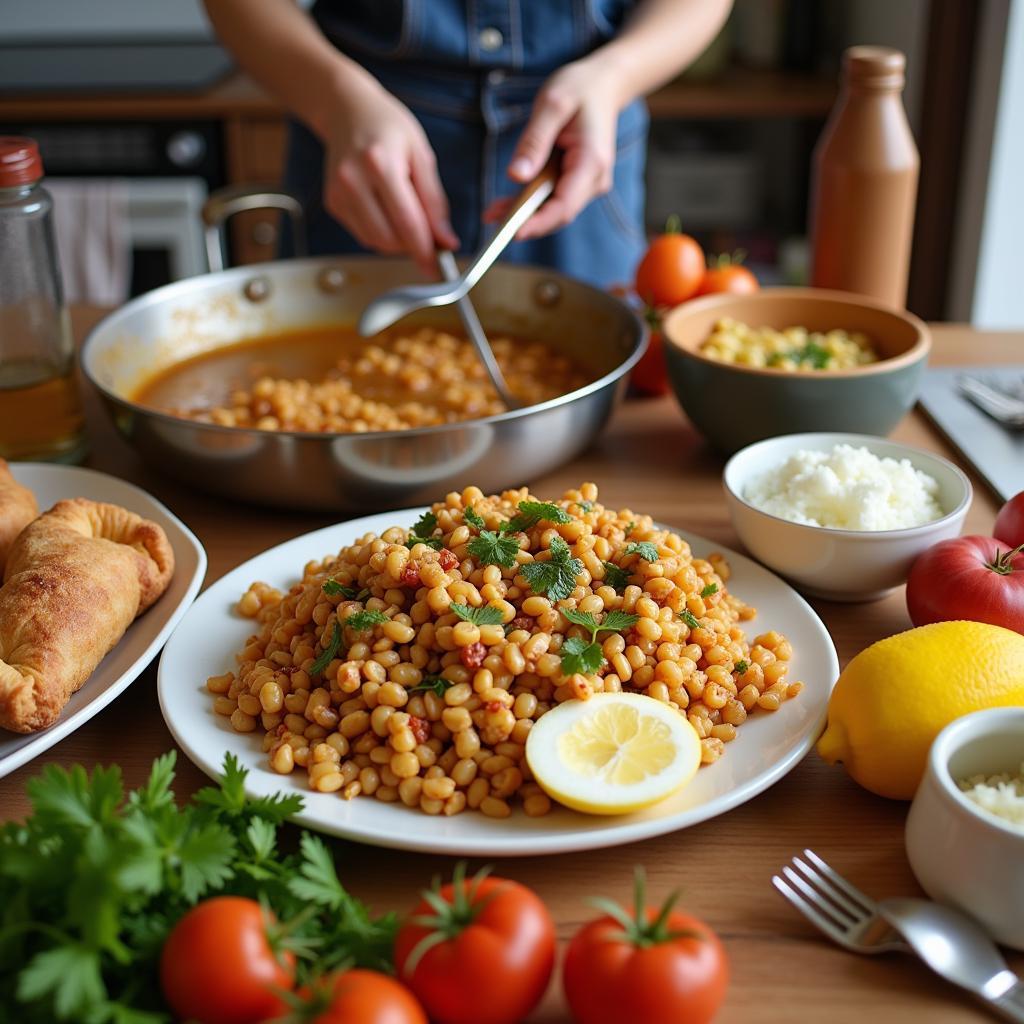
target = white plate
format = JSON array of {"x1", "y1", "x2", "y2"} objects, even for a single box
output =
[
  {"x1": 0, "y1": 464, "x2": 206, "y2": 778},
  {"x1": 159, "y1": 509, "x2": 838, "y2": 856}
]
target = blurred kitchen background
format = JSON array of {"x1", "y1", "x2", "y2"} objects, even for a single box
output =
[{"x1": 1, "y1": 0, "x2": 1021, "y2": 326}]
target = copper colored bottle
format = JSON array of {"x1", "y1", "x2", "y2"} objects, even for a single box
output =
[{"x1": 809, "y1": 46, "x2": 919, "y2": 308}]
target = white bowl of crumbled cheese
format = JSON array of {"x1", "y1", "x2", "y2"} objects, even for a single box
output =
[
  {"x1": 722, "y1": 432, "x2": 972, "y2": 601},
  {"x1": 906, "y1": 708, "x2": 1024, "y2": 950}
]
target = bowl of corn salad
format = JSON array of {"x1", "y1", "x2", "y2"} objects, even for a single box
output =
[
  {"x1": 661, "y1": 287, "x2": 930, "y2": 454},
  {"x1": 207, "y1": 483, "x2": 803, "y2": 820}
]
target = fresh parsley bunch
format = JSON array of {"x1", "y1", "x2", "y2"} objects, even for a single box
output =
[{"x1": 0, "y1": 753, "x2": 396, "y2": 1023}]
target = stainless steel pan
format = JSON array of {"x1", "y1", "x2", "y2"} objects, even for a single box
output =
[{"x1": 81, "y1": 200, "x2": 646, "y2": 511}]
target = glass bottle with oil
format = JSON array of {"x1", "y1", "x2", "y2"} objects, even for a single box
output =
[{"x1": 0, "y1": 136, "x2": 86, "y2": 463}]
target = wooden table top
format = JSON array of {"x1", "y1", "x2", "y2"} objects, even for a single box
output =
[{"x1": 3, "y1": 310, "x2": 1022, "y2": 1023}]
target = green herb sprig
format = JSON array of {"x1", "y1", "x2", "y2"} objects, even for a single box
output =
[
  {"x1": 700, "y1": 582, "x2": 718, "y2": 599},
  {"x1": 405, "y1": 511, "x2": 444, "y2": 550},
  {"x1": 506, "y1": 500, "x2": 571, "y2": 533},
  {"x1": 559, "y1": 608, "x2": 639, "y2": 676},
  {"x1": 625, "y1": 541, "x2": 659, "y2": 562},
  {"x1": 449, "y1": 603, "x2": 505, "y2": 627},
  {"x1": 322, "y1": 579, "x2": 369, "y2": 601},
  {"x1": 467, "y1": 530, "x2": 520, "y2": 569},
  {"x1": 463, "y1": 506, "x2": 486, "y2": 529},
  {"x1": 679, "y1": 609, "x2": 701, "y2": 630},
  {"x1": 521, "y1": 536, "x2": 584, "y2": 603},
  {"x1": 310, "y1": 621, "x2": 343, "y2": 676},
  {"x1": 601, "y1": 561, "x2": 631, "y2": 594},
  {"x1": 408, "y1": 676, "x2": 453, "y2": 698}
]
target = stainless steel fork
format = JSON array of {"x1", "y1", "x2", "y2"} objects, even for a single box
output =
[{"x1": 773, "y1": 849, "x2": 1024, "y2": 1022}]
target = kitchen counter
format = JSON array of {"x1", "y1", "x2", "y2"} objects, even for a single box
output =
[{"x1": 2, "y1": 310, "x2": 1021, "y2": 1023}]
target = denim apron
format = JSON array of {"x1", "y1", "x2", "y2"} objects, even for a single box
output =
[{"x1": 284, "y1": 0, "x2": 648, "y2": 289}]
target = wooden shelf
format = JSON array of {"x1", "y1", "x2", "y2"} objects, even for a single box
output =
[{"x1": 0, "y1": 66, "x2": 835, "y2": 123}]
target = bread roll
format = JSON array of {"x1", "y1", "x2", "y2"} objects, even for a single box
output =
[
  {"x1": 0, "y1": 459, "x2": 38, "y2": 574},
  {"x1": 0, "y1": 499, "x2": 175, "y2": 732}
]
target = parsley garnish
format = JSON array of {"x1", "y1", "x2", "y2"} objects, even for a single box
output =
[
  {"x1": 521, "y1": 536, "x2": 584, "y2": 602},
  {"x1": 577, "y1": 500, "x2": 594, "y2": 514},
  {"x1": 507, "y1": 500, "x2": 572, "y2": 532},
  {"x1": 449, "y1": 602, "x2": 505, "y2": 627},
  {"x1": 559, "y1": 608, "x2": 639, "y2": 676},
  {"x1": 626, "y1": 541, "x2": 659, "y2": 562},
  {"x1": 463, "y1": 505, "x2": 486, "y2": 529},
  {"x1": 624, "y1": 521, "x2": 636, "y2": 536},
  {"x1": 679, "y1": 609, "x2": 701, "y2": 630},
  {"x1": 310, "y1": 621, "x2": 343, "y2": 676},
  {"x1": 468, "y1": 529, "x2": 520, "y2": 569},
  {"x1": 408, "y1": 676, "x2": 453, "y2": 697},
  {"x1": 405, "y1": 511, "x2": 444, "y2": 550},
  {"x1": 602, "y1": 561, "x2": 631, "y2": 593},
  {"x1": 770, "y1": 341, "x2": 831, "y2": 369},
  {"x1": 406, "y1": 534, "x2": 444, "y2": 551},
  {"x1": 322, "y1": 579, "x2": 368, "y2": 601},
  {"x1": 735, "y1": 660, "x2": 749, "y2": 675},
  {"x1": 345, "y1": 609, "x2": 389, "y2": 632},
  {"x1": 700, "y1": 582, "x2": 718, "y2": 599}
]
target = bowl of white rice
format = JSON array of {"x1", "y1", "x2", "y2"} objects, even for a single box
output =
[
  {"x1": 906, "y1": 707, "x2": 1024, "y2": 951},
  {"x1": 722, "y1": 432, "x2": 971, "y2": 601}
]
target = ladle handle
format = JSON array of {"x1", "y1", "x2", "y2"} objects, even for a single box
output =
[
  {"x1": 201, "y1": 185, "x2": 307, "y2": 272},
  {"x1": 459, "y1": 158, "x2": 558, "y2": 293}
]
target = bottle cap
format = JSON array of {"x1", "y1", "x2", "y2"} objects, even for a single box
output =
[
  {"x1": 843, "y1": 46, "x2": 906, "y2": 90},
  {"x1": 0, "y1": 136, "x2": 43, "y2": 187}
]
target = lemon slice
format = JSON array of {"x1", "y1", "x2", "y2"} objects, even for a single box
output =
[{"x1": 525, "y1": 692, "x2": 702, "y2": 815}]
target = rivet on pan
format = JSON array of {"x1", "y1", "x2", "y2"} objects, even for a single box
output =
[
  {"x1": 534, "y1": 280, "x2": 562, "y2": 308},
  {"x1": 243, "y1": 276, "x2": 271, "y2": 303},
  {"x1": 317, "y1": 267, "x2": 346, "y2": 293}
]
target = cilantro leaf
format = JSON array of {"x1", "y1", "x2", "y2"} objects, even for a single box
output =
[
  {"x1": 561, "y1": 608, "x2": 599, "y2": 631},
  {"x1": 559, "y1": 635, "x2": 604, "y2": 676},
  {"x1": 463, "y1": 505, "x2": 486, "y2": 529},
  {"x1": 409, "y1": 676, "x2": 453, "y2": 697},
  {"x1": 26, "y1": 762, "x2": 123, "y2": 830},
  {"x1": 468, "y1": 529, "x2": 520, "y2": 569},
  {"x1": 323, "y1": 578, "x2": 363, "y2": 599},
  {"x1": 245, "y1": 818, "x2": 277, "y2": 862},
  {"x1": 735, "y1": 660, "x2": 749, "y2": 675},
  {"x1": 508, "y1": 500, "x2": 572, "y2": 532},
  {"x1": 288, "y1": 832, "x2": 348, "y2": 909},
  {"x1": 412, "y1": 510, "x2": 438, "y2": 536},
  {"x1": 600, "y1": 610, "x2": 640, "y2": 633},
  {"x1": 625, "y1": 541, "x2": 659, "y2": 562},
  {"x1": 701, "y1": 582, "x2": 718, "y2": 599},
  {"x1": 601, "y1": 561, "x2": 630, "y2": 593},
  {"x1": 310, "y1": 621, "x2": 343, "y2": 677},
  {"x1": 680, "y1": 609, "x2": 700, "y2": 630},
  {"x1": 624, "y1": 521, "x2": 636, "y2": 536},
  {"x1": 521, "y1": 536, "x2": 583, "y2": 603},
  {"x1": 345, "y1": 609, "x2": 389, "y2": 632},
  {"x1": 194, "y1": 751, "x2": 248, "y2": 814},
  {"x1": 18, "y1": 944, "x2": 106, "y2": 1021},
  {"x1": 178, "y1": 822, "x2": 236, "y2": 902},
  {"x1": 405, "y1": 534, "x2": 444, "y2": 551},
  {"x1": 126, "y1": 750, "x2": 176, "y2": 815},
  {"x1": 449, "y1": 602, "x2": 505, "y2": 627}
]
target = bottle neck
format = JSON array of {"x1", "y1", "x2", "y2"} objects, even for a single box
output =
[{"x1": 0, "y1": 181, "x2": 40, "y2": 200}]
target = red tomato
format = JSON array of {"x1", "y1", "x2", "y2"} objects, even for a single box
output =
[
  {"x1": 906, "y1": 535, "x2": 1024, "y2": 632},
  {"x1": 562, "y1": 876, "x2": 728, "y2": 1024},
  {"x1": 634, "y1": 222, "x2": 705, "y2": 308},
  {"x1": 311, "y1": 969, "x2": 428, "y2": 1024},
  {"x1": 160, "y1": 897, "x2": 294, "y2": 1024},
  {"x1": 994, "y1": 491, "x2": 1024, "y2": 548},
  {"x1": 395, "y1": 866, "x2": 555, "y2": 1024},
  {"x1": 631, "y1": 329, "x2": 671, "y2": 396},
  {"x1": 696, "y1": 257, "x2": 759, "y2": 297}
]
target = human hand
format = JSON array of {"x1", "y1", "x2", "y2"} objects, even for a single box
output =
[
  {"x1": 322, "y1": 76, "x2": 459, "y2": 274},
  {"x1": 484, "y1": 58, "x2": 623, "y2": 239}
]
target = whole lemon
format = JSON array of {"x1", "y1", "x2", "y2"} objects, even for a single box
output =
[{"x1": 817, "y1": 620, "x2": 1024, "y2": 800}]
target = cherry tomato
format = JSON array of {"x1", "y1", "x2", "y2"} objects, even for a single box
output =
[
  {"x1": 906, "y1": 535, "x2": 1024, "y2": 632},
  {"x1": 634, "y1": 218, "x2": 705, "y2": 308},
  {"x1": 160, "y1": 896, "x2": 294, "y2": 1024},
  {"x1": 696, "y1": 254, "x2": 759, "y2": 297},
  {"x1": 994, "y1": 491, "x2": 1024, "y2": 548},
  {"x1": 631, "y1": 329, "x2": 671, "y2": 396},
  {"x1": 395, "y1": 865, "x2": 555, "y2": 1024},
  {"x1": 563, "y1": 873, "x2": 728, "y2": 1024},
  {"x1": 310, "y1": 969, "x2": 427, "y2": 1024}
]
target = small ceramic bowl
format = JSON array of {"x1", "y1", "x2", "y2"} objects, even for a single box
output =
[
  {"x1": 906, "y1": 707, "x2": 1024, "y2": 951},
  {"x1": 722, "y1": 432, "x2": 972, "y2": 601},
  {"x1": 662, "y1": 287, "x2": 930, "y2": 455}
]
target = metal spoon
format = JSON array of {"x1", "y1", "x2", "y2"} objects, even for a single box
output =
[
  {"x1": 357, "y1": 161, "x2": 558, "y2": 338},
  {"x1": 436, "y1": 249, "x2": 521, "y2": 409}
]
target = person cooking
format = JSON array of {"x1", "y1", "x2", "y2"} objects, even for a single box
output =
[{"x1": 203, "y1": 0, "x2": 732, "y2": 288}]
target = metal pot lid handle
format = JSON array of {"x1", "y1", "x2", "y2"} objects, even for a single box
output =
[{"x1": 201, "y1": 185, "x2": 307, "y2": 272}]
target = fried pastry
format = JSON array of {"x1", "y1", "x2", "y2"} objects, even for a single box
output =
[
  {"x1": 0, "y1": 498, "x2": 175, "y2": 732},
  {"x1": 0, "y1": 459, "x2": 37, "y2": 575}
]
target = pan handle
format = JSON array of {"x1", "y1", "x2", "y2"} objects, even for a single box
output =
[{"x1": 201, "y1": 185, "x2": 308, "y2": 272}]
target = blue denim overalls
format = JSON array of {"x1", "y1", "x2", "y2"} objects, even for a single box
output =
[{"x1": 285, "y1": 0, "x2": 648, "y2": 289}]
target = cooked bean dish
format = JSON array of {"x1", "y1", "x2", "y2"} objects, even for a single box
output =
[
  {"x1": 134, "y1": 325, "x2": 591, "y2": 433},
  {"x1": 208, "y1": 483, "x2": 802, "y2": 818},
  {"x1": 700, "y1": 318, "x2": 879, "y2": 371}
]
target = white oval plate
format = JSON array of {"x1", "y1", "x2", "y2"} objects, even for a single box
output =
[
  {"x1": 0, "y1": 464, "x2": 207, "y2": 778},
  {"x1": 159, "y1": 509, "x2": 838, "y2": 856}
]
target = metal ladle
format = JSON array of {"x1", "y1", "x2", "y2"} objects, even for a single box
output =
[{"x1": 357, "y1": 162, "x2": 558, "y2": 406}]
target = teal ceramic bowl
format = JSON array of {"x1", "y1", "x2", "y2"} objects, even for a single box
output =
[{"x1": 662, "y1": 288, "x2": 930, "y2": 455}]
